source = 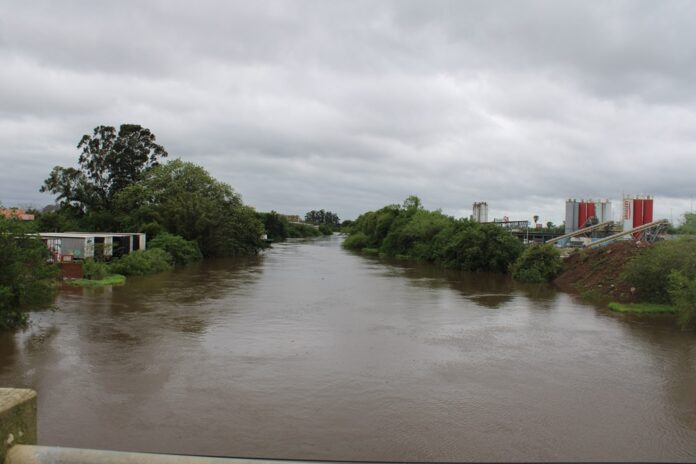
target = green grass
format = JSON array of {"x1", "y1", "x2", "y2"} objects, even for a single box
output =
[
  {"x1": 64, "y1": 274, "x2": 126, "y2": 287},
  {"x1": 608, "y1": 302, "x2": 678, "y2": 314}
]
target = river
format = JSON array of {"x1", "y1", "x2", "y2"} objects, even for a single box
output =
[{"x1": 1, "y1": 235, "x2": 695, "y2": 461}]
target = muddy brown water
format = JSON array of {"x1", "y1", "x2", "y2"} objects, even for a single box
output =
[{"x1": 1, "y1": 235, "x2": 695, "y2": 461}]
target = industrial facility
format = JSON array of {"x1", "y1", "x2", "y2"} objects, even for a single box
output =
[
  {"x1": 472, "y1": 202, "x2": 488, "y2": 223},
  {"x1": 622, "y1": 195, "x2": 654, "y2": 232},
  {"x1": 564, "y1": 199, "x2": 612, "y2": 233}
]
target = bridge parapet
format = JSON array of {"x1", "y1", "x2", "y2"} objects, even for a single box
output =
[{"x1": 0, "y1": 389, "x2": 37, "y2": 464}]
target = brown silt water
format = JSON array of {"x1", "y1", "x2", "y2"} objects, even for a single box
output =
[{"x1": 1, "y1": 235, "x2": 695, "y2": 461}]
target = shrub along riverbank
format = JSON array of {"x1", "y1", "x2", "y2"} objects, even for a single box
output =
[
  {"x1": 554, "y1": 238, "x2": 696, "y2": 328},
  {"x1": 343, "y1": 196, "x2": 525, "y2": 273}
]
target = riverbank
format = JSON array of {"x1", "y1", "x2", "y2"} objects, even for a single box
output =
[{"x1": 553, "y1": 240, "x2": 647, "y2": 302}]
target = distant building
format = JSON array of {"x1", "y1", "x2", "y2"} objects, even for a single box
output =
[
  {"x1": 38, "y1": 232, "x2": 146, "y2": 262},
  {"x1": 0, "y1": 208, "x2": 34, "y2": 221},
  {"x1": 472, "y1": 202, "x2": 488, "y2": 223},
  {"x1": 282, "y1": 215, "x2": 302, "y2": 223}
]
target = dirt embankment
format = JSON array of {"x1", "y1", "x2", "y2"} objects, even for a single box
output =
[{"x1": 553, "y1": 240, "x2": 651, "y2": 302}]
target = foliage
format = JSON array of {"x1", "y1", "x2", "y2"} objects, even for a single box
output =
[
  {"x1": 667, "y1": 271, "x2": 696, "y2": 327},
  {"x1": 621, "y1": 238, "x2": 696, "y2": 304},
  {"x1": 305, "y1": 209, "x2": 340, "y2": 227},
  {"x1": 287, "y1": 222, "x2": 322, "y2": 238},
  {"x1": 147, "y1": 232, "x2": 203, "y2": 266},
  {"x1": 343, "y1": 232, "x2": 370, "y2": 249},
  {"x1": 41, "y1": 124, "x2": 167, "y2": 216},
  {"x1": 343, "y1": 196, "x2": 523, "y2": 273},
  {"x1": 258, "y1": 211, "x2": 289, "y2": 241},
  {"x1": 114, "y1": 159, "x2": 265, "y2": 257},
  {"x1": 677, "y1": 212, "x2": 696, "y2": 235},
  {"x1": 0, "y1": 217, "x2": 58, "y2": 330},
  {"x1": 82, "y1": 259, "x2": 110, "y2": 280},
  {"x1": 109, "y1": 249, "x2": 174, "y2": 276},
  {"x1": 512, "y1": 244, "x2": 563, "y2": 283},
  {"x1": 318, "y1": 224, "x2": 334, "y2": 235}
]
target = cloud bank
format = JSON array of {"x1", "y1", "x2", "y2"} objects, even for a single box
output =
[{"x1": 1, "y1": 0, "x2": 695, "y2": 224}]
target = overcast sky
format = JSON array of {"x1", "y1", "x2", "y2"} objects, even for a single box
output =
[{"x1": 1, "y1": 1, "x2": 695, "y2": 224}]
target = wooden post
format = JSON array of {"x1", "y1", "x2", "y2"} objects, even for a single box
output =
[{"x1": 0, "y1": 389, "x2": 37, "y2": 463}]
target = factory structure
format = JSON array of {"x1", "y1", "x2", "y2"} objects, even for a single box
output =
[
  {"x1": 564, "y1": 199, "x2": 613, "y2": 234},
  {"x1": 622, "y1": 195, "x2": 654, "y2": 232},
  {"x1": 472, "y1": 202, "x2": 488, "y2": 223}
]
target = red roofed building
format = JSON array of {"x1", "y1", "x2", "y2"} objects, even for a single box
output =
[{"x1": 0, "y1": 208, "x2": 35, "y2": 220}]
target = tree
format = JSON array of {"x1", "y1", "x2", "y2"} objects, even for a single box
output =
[
  {"x1": 258, "y1": 211, "x2": 289, "y2": 241},
  {"x1": 678, "y1": 212, "x2": 696, "y2": 235},
  {"x1": 0, "y1": 216, "x2": 57, "y2": 330},
  {"x1": 304, "y1": 209, "x2": 340, "y2": 227},
  {"x1": 512, "y1": 244, "x2": 563, "y2": 283},
  {"x1": 533, "y1": 215, "x2": 539, "y2": 225},
  {"x1": 114, "y1": 159, "x2": 265, "y2": 257},
  {"x1": 41, "y1": 124, "x2": 168, "y2": 215}
]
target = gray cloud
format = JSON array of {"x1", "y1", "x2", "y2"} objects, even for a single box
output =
[{"x1": 2, "y1": 0, "x2": 696, "y2": 225}]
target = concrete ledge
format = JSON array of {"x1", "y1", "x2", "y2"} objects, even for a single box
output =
[
  {"x1": 0, "y1": 389, "x2": 37, "y2": 464},
  {"x1": 5, "y1": 446, "x2": 319, "y2": 464}
]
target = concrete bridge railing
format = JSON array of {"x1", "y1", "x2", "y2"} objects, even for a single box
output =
[
  {"x1": 0, "y1": 389, "x2": 36, "y2": 463},
  {"x1": 0, "y1": 389, "x2": 332, "y2": 464}
]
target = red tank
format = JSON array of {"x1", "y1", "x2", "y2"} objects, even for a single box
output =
[
  {"x1": 633, "y1": 198, "x2": 644, "y2": 228},
  {"x1": 587, "y1": 202, "x2": 596, "y2": 224},
  {"x1": 578, "y1": 202, "x2": 588, "y2": 229},
  {"x1": 643, "y1": 198, "x2": 654, "y2": 224}
]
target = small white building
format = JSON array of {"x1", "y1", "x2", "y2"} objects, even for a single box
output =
[{"x1": 38, "y1": 232, "x2": 146, "y2": 262}]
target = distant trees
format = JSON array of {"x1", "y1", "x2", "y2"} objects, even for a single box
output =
[
  {"x1": 343, "y1": 196, "x2": 523, "y2": 273},
  {"x1": 305, "y1": 209, "x2": 340, "y2": 227},
  {"x1": 258, "y1": 211, "x2": 289, "y2": 241}
]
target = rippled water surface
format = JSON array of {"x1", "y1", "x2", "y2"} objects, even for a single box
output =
[{"x1": 1, "y1": 235, "x2": 695, "y2": 461}]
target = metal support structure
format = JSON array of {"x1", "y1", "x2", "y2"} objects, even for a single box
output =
[
  {"x1": 588, "y1": 219, "x2": 669, "y2": 248},
  {"x1": 545, "y1": 221, "x2": 614, "y2": 245}
]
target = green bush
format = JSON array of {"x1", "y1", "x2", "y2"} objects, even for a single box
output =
[
  {"x1": 82, "y1": 259, "x2": 110, "y2": 280},
  {"x1": 287, "y1": 223, "x2": 322, "y2": 238},
  {"x1": 318, "y1": 224, "x2": 334, "y2": 235},
  {"x1": 621, "y1": 238, "x2": 696, "y2": 304},
  {"x1": 343, "y1": 232, "x2": 370, "y2": 250},
  {"x1": 1, "y1": 217, "x2": 58, "y2": 330},
  {"x1": 667, "y1": 270, "x2": 696, "y2": 327},
  {"x1": 109, "y1": 249, "x2": 174, "y2": 276},
  {"x1": 342, "y1": 197, "x2": 523, "y2": 273},
  {"x1": 147, "y1": 232, "x2": 203, "y2": 266},
  {"x1": 512, "y1": 244, "x2": 563, "y2": 283}
]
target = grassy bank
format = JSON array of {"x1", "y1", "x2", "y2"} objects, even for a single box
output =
[{"x1": 607, "y1": 302, "x2": 678, "y2": 314}]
